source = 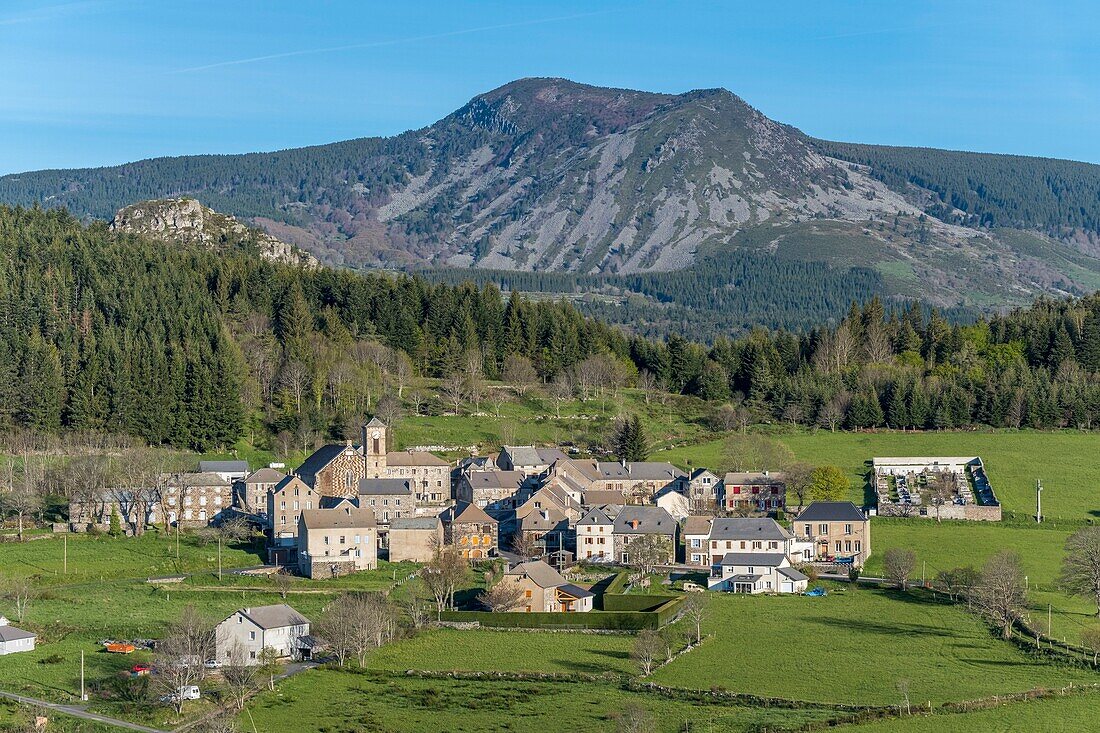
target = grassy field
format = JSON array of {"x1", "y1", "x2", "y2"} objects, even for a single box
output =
[
  {"x1": 650, "y1": 587, "x2": 1097, "y2": 706},
  {"x1": 364, "y1": 628, "x2": 636, "y2": 676},
  {"x1": 657, "y1": 429, "x2": 1100, "y2": 521},
  {"x1": 846, "y1": 689, "x2": 1100, "y2": 731},
  {"x1": 242, "y1": 669, "x2": 842, "y2": 733},
  {"x1": 0, "y1": 698, "x2": 127, "y2": 732},
  {"x1": 0, "y1": 533, "x2": 266, "y2": 585}
]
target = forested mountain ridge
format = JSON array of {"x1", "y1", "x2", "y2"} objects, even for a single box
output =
[
  {"x1": 3, "y1": 204, "x2": 1100, "y2": 454},
  {"x1": 3, "y1": 78, "x2": 1100, "y2": 324}
]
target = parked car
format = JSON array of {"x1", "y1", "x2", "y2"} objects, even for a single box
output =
[
  {"x1": 160, "y1": 685, "x2": 201, "y2": 703},
  {"x1": 131, "y1": 664, "x2": 152, "y2": 676},
  {"x1": 203, "y1": 659, "x2": 222, "y2": 670}
]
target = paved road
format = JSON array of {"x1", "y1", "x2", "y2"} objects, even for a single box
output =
[{"x1": 0, "y1": 689, "x2": 167, "y2": 732}]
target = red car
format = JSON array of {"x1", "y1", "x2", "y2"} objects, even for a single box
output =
[{"x1": 131, "y1": 664, "x2": 151, "y2": 676}]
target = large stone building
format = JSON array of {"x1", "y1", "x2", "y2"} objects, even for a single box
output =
[
  {"x1": 293, "y1": 419, "x2": 450, "y2": 509},
  {"x1": 792, "y1": 502, "x2": 871, "y2": 567},
  {"x1": 296, "y1": 504, "x2": 378, "y2": 578}
]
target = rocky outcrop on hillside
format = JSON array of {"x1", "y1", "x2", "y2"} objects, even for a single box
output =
[{"x1": 110, "y1": 198, "x2": 317, "y2": 267}]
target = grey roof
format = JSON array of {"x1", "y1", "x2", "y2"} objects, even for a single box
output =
[
  {"x1": 520, "y1": 507, "x2": 569, "y2": 531},
  {"x1": 364, "y1": 417, "x2": 387, "y2": 428},
  {"x1": 709, "y1": 518, "x2": 792, "y2": 542},
  {"x1": 300, "y1": 505, "x2": 377, "y2": 530},
  {"x1": 718, "y1": 552, "x2": 788, "y2": 567},
  {"x1": 390, "y1": 516, "x2": 442, "y2": 530},
  {"x1": 613, "y1": 506, "x2": 676, "y2": 535},
  {"x1": 171, "y1": 472, "x2": 230, "y2": 488},
  {"x1": 558, "y1": 583, "x2": 595, "y2": 600},
  {"x1": 272, "y1": 475, "x2": 312, "y2": 495},
  {"x1": 295, "y1": 444, "x2": 351, "y2": 485},
  {"x1": 199, "y1": 460, "x2": 250, "y2": 473},
  {"x1": 723, "y1": 471, "x2": 785, "y2": 485},
  {"x1": 795, "y1": 502, "x2": 866, "y2": 523},
  {"x1": 596, "y1": 462, "x2": 686, "y2": 481},
  {"x1": 690, "y1": 468, "x2": 720, "y2": 480},
  {"x1": 385, "y1": 450, "x2": 449, "y2": 467},
  {"x1": 577, "y1": 506, "x2": 617, "y2": 526},
  {"x1": 779, "y1": 567, "x2": 809, "y2": 582},
  {"x1": 464, "y1": 470, "x2": 526, "y2": 490},
  {"x1": 239, "y1": 604, "x2": 310, "y2": 630},
  {"x1": 358, "y1": 478, "x2": 412, "y2": 496},
  {"x1": 443, "y1": 501, "x2": 497, "y2": 525},
  {"x1": 319, "y1": 496, "x2": 356, "y2": 509},
  {"x1": 582, "y1": 489, "x2": 628, "y2": 507},
  {"x1": 0, "y1": 625, "x2": 35, "y2": 642},
  {"x1": 507, "y1": 559, "x2": 567, "y2": 588},
  {"x1": 501, "y1": 445, "x2": 568, "y2": 468},
  {"x1": 245, "y1": 467, "x2": 287, "y2": 484},
  {"x1": 683, "y1": 516, "x2": 714, "y2": 536}
]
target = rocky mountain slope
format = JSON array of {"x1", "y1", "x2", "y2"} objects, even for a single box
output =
[
  {"x1": 110, "y1": 198, "x2": 317, "y2": 267},
  {"x1": 3, "y1": 77, "x2": 1100, "y2": 314}
]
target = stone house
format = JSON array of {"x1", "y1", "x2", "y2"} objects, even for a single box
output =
[
  {"x1": 593, "y1": 462, "x2": 687, "y2": 504},
  {"x1": 723, "y1": 471, "x2": 786, "y2": 513},
  {"x1": 441, "y1": 501, "x2": 499, "y2": 560},
  {"x1": 612, "y1": 506, "x2": 678, "y2": 566},
  {"x1": 388, "y1": 516, "x2": 443, "y2": 562},
  {"x1": 792, "y1": 502, "x2": 871, "y2": 566},
  {"x1": 682, "y1": 516, "x2": 714, "y2": 566},
  {"x1": 705, "y1": 518, "x2": 797, "y2": 566},
  {"x1": 158, "y1": 472, "x2": 233, "y2": 527},
  {"x1": 499, "y1": 560, "x2": 594, "y2": 613},
  {"x1": 267, "y1": 476, "x2": 319, "y2": 562},
  {"x1": 687, "y1": 468, "x2": 723, "y2": 514},
  {"x1": 497, "y1": 446, "x2": 569, "y2": 477},
  {"x1": 214, "y1": 604, "x2": 312, "y2": 665},
  {"x1": 455, "y1": 470, "x2": 527, "y2": 510},
  {"x1": 296, "y1": 504, "x2": 378, "y2": 578},
  {"x1": 236, "y1": 467, "x2": 287, "y2": 515},
  {"x1": 357, "y1": 478, "x2": 415, "y2": 525}
]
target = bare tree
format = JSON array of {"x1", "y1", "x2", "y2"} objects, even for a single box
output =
[
  {"x1": 509, "y1": 530, "x2": 539, "y2": 560},
  {"x1": 155, "y1": 605, "x2": 214, "y2": 715},
  {"x1": 637, "y1": 370, "x2": 658, "y2": 405},
  {"x1": 624, "y1": 534, "x2": 672, "y2": 574},
  {"x1": 271, "y1": 569, "x2": 293, "y2": 600},
  {"x1": 220, "y1": 641, "x2": 258, "y2": 711},
  {"x1": 421, "y1": 546, "x2": 467, "y2": 618},
  {"x1": 631, "y1": 630, "x2": 665, "y2": 675},
  {"x1": 681, "y1": 592, "x2": 707, "y2": 644},
  {"x1": 389, "y1": 351, "x2": 413, "y2": 399},
  {"x1": 896, "y1": 679, "x2": 911, "y2": 715},
  {"x1": 926, "y1": 474, "x2": 954, "y2": 524},
  {"x1": 399, "y1": 578, "x2": 432, "y2": 630},
  {"x1": 1058, "y1": 526, "x2": 1100, "y2": 617},
  {"x1": 478, "y1": 578, "x2": 525, "y2": 612},
  {"x1": 501, "y1": 354, "x2": 538, "y2": 395},
  {"x1": 488, "y1": 388, "x2": 511, "y2": 418},
  {"x1": 973, "y1": 550, "x2": 1027, "y2": 639},
  {"x1": 0, "y1": 462, "x2": 42, "y2": 541},
  {"x1": 882, "y1": 548, "x2": 916, "y2": 589},
  {"x1": 817, "y1": 392, "x2": 851, "y2": 432},
  {"x1": 318, "y1": 593, "x2": 398, "y2": 667},
  {"x1": 547, "y1": 374, "x2": 573, "y2": 418},
  {"x1": 374, "y1": 393, "x2": 403, "y2": 429},
  {"x1": 784, "y1": 462, "x2": 814, "y2": 512},
  {"x1": 279, "y1": 360, "x2": 311, "y2": 414},
  {"x1": 408, "y1": 388, "x2": 428, "y2": 417},
  {"x1": 614, "y1": 702, "x2": 655, "y2": 733},
  {"x1": 464, "y1": 351, "x2": 486, "y2": 412},
  {"x1": 5, "y1": 577, "x2": 33, "y2": 622},
  {"x1": 1082, "y1": 626, "x2": 1100, "y2": 665},
  {"x1": 439, "y1": 374, "x2": 466, "y2": 416}
]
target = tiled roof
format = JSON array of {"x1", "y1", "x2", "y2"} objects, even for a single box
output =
[
  {"x1": 239, "y1": 604, "x2": 310, "y2": 630},
  {"x1": 613, "y1": 506, "x2": 676, "y2": 534},
  {"x1": 709, "y1": 518, "x2": 792, "y2": 542},
  {"x1": 300, "y1": 505, "x2": 377, "y2": 530},
  {"x1": 794, "y1": 502, "x2": 866, "y2": 522}
]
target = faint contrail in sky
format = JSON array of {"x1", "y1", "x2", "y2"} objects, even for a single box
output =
[
  {"x1": 0, "y1": 0, "x2": 110, "y2": 26},
  {"x1": 172, "y1": 10, "x2": 613, "y2": 74}
]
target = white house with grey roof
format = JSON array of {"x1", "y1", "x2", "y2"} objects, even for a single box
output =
[
  {"x1": 214, "y1": 604, "x2": 312, "y2": 665},
  {"x1": 594, "y1": 462, "x2": 686, "y2": 504},
  {"x1": 357, "y1": 478, "x2": 415, "y2": 524},
  {"x1": 705, "y1": 518, "x2": 800, "y2": 566},
  {"x1": 708, "y1": 553, "x2": 808, "y2": 594},
  {"x1": 199, "y1": 460, "x2": 251, "y2": 484},
  {"x1": 0, "y1": 617, "x2": 35, "y2": 655}
]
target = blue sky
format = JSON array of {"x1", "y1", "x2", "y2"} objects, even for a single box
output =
[{"x1": 1, "y1": 0, "x2": 1098, "y2": 174}]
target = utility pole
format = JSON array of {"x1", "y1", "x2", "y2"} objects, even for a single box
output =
[
  {"x1": 63, "y1": 534, "x2": 68, "y2": 575},
  {"x1": 1048, "y1": 604, "x2": 1052, "y2": 637},
  {"x1": 80, "y1": 650, "x2": 86, "y2": 701},
  {"x1": 1036, "y1": 479, "x2": 1043, "y2": 523},
  {"x1": 218, "y1": 534, "x2": 223, "y2": 581},
  {"x1": 175, "y1": 521, "x2": 180, "y2": 560}
]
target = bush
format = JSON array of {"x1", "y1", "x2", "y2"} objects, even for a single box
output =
[{"x1": 38, "y1": 654, "x2": 64, "y2": 665}]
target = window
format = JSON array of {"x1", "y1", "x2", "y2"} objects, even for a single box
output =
[
  {"x1": 844, "y1": 523, "x2": 852, "y2": 535},
  {"x1": 752, "y1": 541, "x2": 761, "y2": 549},
  {"x1": 835, "y1": 541, "x2": 842, "y2": 552},
  {"x1": 524, "y1": 590, "x2": 532, "y2": 598},
  {"x1": 306, "y1": 501, "x2": 312, "y2": 510},
  {"x1": 249, "y1": 631, "x2": 256, "y2": 641},
  {"x1": 739, "y1": 541, "x2": 746, "y2": 549},
  {"x1": 280, "y1": 516, "x2": 286, "y2": 525},
  {"x1": 855, "y1": 541, "x2": 861, "y2": 552},
  {"x1": 237, "y1": 616, "x2": 242, "y2": 624},
  {"x1": 803, "y1": 524, "x2": 812, "y2": 537},
  {"x1": 768, "y1": 541, "x2": 777, "y2": 549},
  {"x1": 354, "y1": 535, "x2": 361, "y2": 544},
  {"x1": 250, "y1": 651, "x2": 257, "y2": 660},
  {"x1": 819, "y1": 523, "x2": 828, "y2": 535},
  {"x1": 293, "y1": 501, "x2": 299, "y2": 511},
  {"x1": 339, "y1": 536, "x2": 346, "y2": 545},
  {"x1": 324, "y1": 536, "x2": 330, "y2": 545},
  {"x1": 690, "y1": 538, "x2": 701, "y2": 548},
  {"x1": 280, "y1": 501, "x2": 286, "y2": 510},
  {"x1": 725, "y1": 541, "x2": 732, "y2": 549},
  {"x1": 845, "y1": 541, "x2": 852, "y2": 552},
  {"x1": 747, "y1": 566, "x2": 754, "y2": 574}
]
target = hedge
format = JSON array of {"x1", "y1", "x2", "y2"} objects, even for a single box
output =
[
  {"x1": 603, "y1": 593, "x2": 681, "y2": 612},
  {"x1": 439, "y1": 609, "x2": 667, "y2": 630}
]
